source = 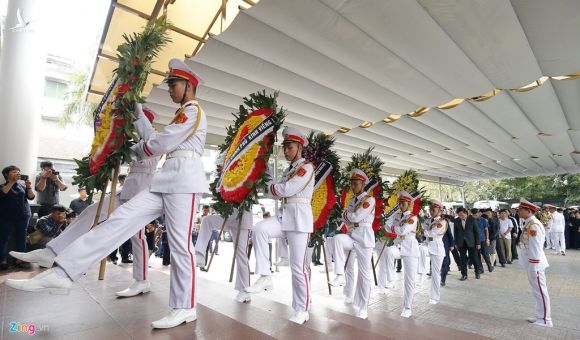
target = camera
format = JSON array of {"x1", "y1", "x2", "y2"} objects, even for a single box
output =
[
  {"x1": 51, "y1": 170, "x2": 60, "y2": 176},
  {"x1": 20, "y1": 175, "x2": 29, "y2": 181}
]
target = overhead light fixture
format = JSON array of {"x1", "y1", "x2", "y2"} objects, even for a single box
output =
[
  {"x1": 408, "y1": 107, "x2": 429, "y2": 118},
  {"x1": 323, "y1": 131, "x2": 335, "y2": 136},
  {"x1": 464, "y1": 144, "x2": 471, "y2": 147},
  {"x1": 552, "y1": 153, "x2": 562, "y2": 157},
  {"x1": 572, "y1": 150, "x2": 580, "y2": 155},
  {"x1": 538, "y1": 132, "x2": 552, "y2": 137},
  {"x1": 550, "y1": 71, "x2": 580, "y2": 81},
  {"x1": 444, "y1": 147, "x2": 452, "y2": 151},
  {"x1": 383, "y1": 114, "x2": 401, "y2": 123},
  {"x1": 530, "y1": 156, "x2": 539, "y2": 159},
  {"x1": 359, "y1": 121, "x2": 373, "y2": 128},
  {"x1": 512, "y1": 158, "x2": 520, "y2": 161},
  {"x1": 470, "y1": 88, "x2": 501, "y2": 102},
  {"x1": 487, "y1": 140, "x2": 494, "y2": 143},
  {"x1": 512, "y1": 136, "x2": 519, "y2": 140},
  {"x1": 337, "y1": 127, "x2": 351, "y2": 133},
  {"x1": 437, "y1": 98, "x2": 464, "y2": 110},
  {"x1": 512, "y1": 77, "x2": 547, "y2": 92},
  {"x1": 408, "y1": 153, "x2": 414, "y2": 156}
]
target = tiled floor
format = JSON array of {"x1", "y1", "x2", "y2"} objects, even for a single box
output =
[{"x1": 1, "y1": 244, "x2": 578, "y2": 339}]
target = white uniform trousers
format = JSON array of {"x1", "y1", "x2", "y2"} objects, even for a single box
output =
[
  {"x1": 418, "y1": 244, "x2": 429, "y2": 275},
  {"x1": 55, "y1": 190, "x2": 199, "y2": 309},
  {"x1": 352, "y1": 242, "x2": 373, "y2": 311},
  {"x1": 194, "y1": 215, "x2": 251, "y2": 292},
  {"x1": 333, "y1": 234, "x2": 356, "y2": 298},
  {"x1": 546, "y1": 230, "x2": 554, "y2": 249},
  {"x1": 277, "y1": 238, "x2": 289, "y2": 260},
  {"x1": 252, "y1": 217, "x2": 310, "y2": 312},
  {"x1": 553, "y1": 232, "x2": 566, "y2": 253},
  {"x1": 527, "y1": 269, "x2": 552, "y2": 324},
  {"x1": 324, "y1": 235, "x2": 335, "y2": 263},
  {"x1": 429, "y1": 254, "x2": 444, "y2": 302},
  {"x1": 402, "y1": 256, "x2": 418, "y2": 310},
  {"x1": 375, "y1": 241, "x2": 396, "y2": 288},
  {"x1": 48, "y1": 194, "x2": 150, "y2": 281}
]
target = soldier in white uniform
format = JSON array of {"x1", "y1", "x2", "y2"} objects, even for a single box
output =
[
  {"x1": 518, "y1": 199, "x2": 552, "y2": 327},
  {"x1": 422, "y1": 200, "x2": 448, "y2": 305},
  {"x1": 7, "y1": 59, "x2": 209, "y2": 329},
  {"x1": 328, "y1": 169, "x2": 375, "y2": 319},
  {"x1": 545, "y1": 205, "x2": 566, "y2": 256},
  {"x1": 245, "y1": 127, "x2": 314, "y2": 325},
  {"x1": 395, "y1": 191, "x2": 419, "y2": 318},
  {"x1": 10, "y1": 111, "x2": 160, "y2": 298},
  {"x1": 195, "y1": 208, "x2": 253, "y2": 303}
]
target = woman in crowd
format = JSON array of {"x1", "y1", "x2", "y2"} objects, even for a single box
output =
[{"x1": 0, "y1": 166, "x2": 35, "y2": 269}]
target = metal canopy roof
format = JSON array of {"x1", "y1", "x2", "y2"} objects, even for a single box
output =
[{"x1": 88, "y1": 0, "x2": 580, "y2": 185}]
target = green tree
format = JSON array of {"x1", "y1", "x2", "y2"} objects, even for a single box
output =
[{"x1": 59, "y1": 67, "x2": 97, "y2": 127}]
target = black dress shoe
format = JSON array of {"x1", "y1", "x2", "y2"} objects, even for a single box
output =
[
  {"x1": 121, "y1": 259, "x2": 133, "y2": 264},
  {"x1": 460, "y1": 276, "x2": 467, "y2": 281},
  {"x1": 507, "y1": 261, "x2": 512, "y2": 264},
  {"x1": 475, "y1": 273, "x2": 480, "y2": 279},
  {"x1": 489, "y1": 267, "x2": 494, "y2": 273},
  {"x1": 501, "y1": 264, "x2": 506, "y2": 268},
  {"x1": 441, "y1": 281, "x2": 446, "y2": 286}
]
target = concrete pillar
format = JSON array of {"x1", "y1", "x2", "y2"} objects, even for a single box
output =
[
  {"x1": 461, "y1": 186, "x2": 466, "y2": 207},
  {"x1": 0, "y1": 0, "x2": 46, "y2": 176}
]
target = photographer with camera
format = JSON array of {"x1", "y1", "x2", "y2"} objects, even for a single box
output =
[
  {"x1": 0, "y1": 165, "x2": 35, "y2": 270},
  {"x1": 35, "y1": 161, "x2": 67, "y2": 217}
]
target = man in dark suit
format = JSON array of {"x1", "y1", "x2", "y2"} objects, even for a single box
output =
[
  {"x1": 454, "y1": 207, "x2": 481, "y2": 280},
  {"x1": 440, "y1": 216, "x2": 455, "y2": 286}
]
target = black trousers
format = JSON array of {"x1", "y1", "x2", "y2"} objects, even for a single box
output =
[
  {"x1": 511, "y1": 237, "x2": 519, "y2": 259},
  {"x1": 451, "y1": 248, "x2": 461, "y2": 269},
  {"x1": 458, "y1": 245, "x2": 479, "y2": 277},
  {"x1": 495, "y1": 236, "x2": 506, "y2": 265},
  {"x1": 441, "y1": 248, "x2": 451, "y2": 283},
  {"x1": 477, "y1": 241, "x2": 493, "y2": 272}
]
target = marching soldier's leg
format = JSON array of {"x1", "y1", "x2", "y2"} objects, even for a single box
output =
[
  {"x1": 116, "y1": 228, "x2": 151, "y2": 297},
  {"x1": 385, "y1": 247, "x2": 397, "y2": 287},
  {"x1": 11, "y1": 195, "x2": 114, "y2": 268},
  {"x1": 343, "y1": 238, "x2": 355, "y2": 300},
  {"x1": 353, "y1": 242, "x2": 373, "y2": 319},
  {"x1": 401, "y1": 255, "x2": 418, "y2": 317},
  {"x1": 194, "y1": 215, "x2": 224, "y2": 266},
  {"x1": 429, "y1": 254, "x2": 444, "y2": 304},
  {"x1": 275, "y1": 237, "x2": 290, "y2": 266},
  {"x1": 527, "y1": 268, "x2": 552, "y2": 326},
  {"x1": 55, "y1": 191, "x2": 163, "y2": 281},
  {"x1": 329, "y1": 234, "x2": 352, "y2": 287},
  {"x1": 246, "y1": 217, "x2": 283, "y2": 293},
  {"x1": 162, "y1": 193, "x2": 199, "y2": 310},
  {"x1": 375, "y1": 241, "x2": 387, "y2": 290},
  {"x1": 131, "y1": 229, "x2": 149, "y2": 281},
  {"x1": 49, "y1": 195, "x2": 113, "y2": 255},
  {"x1": 286, "y1": 231, "x2": 310, "y2": 314},
  {"x1": 230, "y1": 226, "x2": 251, "y2": 296}
]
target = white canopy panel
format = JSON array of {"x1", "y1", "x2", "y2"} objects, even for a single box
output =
[{"x1": 145, "y1": 0, "x2": 580, "y2": 183}]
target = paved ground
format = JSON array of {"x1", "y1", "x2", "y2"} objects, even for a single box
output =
[
  {"x1": 1, "y1": 243, "x2": 578, "y2": 339},
  {"x1": 199, "y1": 243, "x2": 580, "y2": 339}
]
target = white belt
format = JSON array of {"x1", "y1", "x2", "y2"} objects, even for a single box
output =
[
  {"x1": 166, "y1": 150, "x2": 201, "y2": 159},
  {"x1": 128, "y1": 167, "x2": 155, "y2": 174},
  {"x1": 281, "y1": 197, "x2": 310, "y2": 204}
]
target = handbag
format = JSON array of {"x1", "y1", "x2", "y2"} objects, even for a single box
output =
[{"x1": 27, "y1": 229, "x2": 45, "y2": 245}]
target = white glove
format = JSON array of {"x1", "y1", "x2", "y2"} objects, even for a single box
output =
[{"x1": 134, "y1": 103, "x2": 145, "y2": 120}]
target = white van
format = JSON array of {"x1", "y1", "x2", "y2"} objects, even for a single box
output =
[{"x1": 473, "y1": 200, "x2": 510, "y2": 211}]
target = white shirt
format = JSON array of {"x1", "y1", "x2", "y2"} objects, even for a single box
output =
[{"x1": 498, "y1": 218, "x2": 513, "y2": 239}]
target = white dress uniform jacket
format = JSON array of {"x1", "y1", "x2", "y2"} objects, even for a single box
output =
[
  {"x1": 395, "y1": 211, "x2": 419, "y2": 257},
  {"x1": 133, "y1": 100, "x2": 209, "y2": 194},
  {"x1": 520, "y1": 216, "x2": 549, "y2": 271},
  {"x1": 343, "y1": 192, "x2": 376, "y2": 248},
  {"x1": 268, "y1": 158, "x2": 314, "y2": 233},
  {"x1": 422, "y1": 216, "x2": 447, "y2": 256}
]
